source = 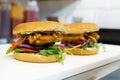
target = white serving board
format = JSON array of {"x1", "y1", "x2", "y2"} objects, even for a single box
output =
[{"x1": 0, "y1": 44, "x2": 120, "y2": 80}]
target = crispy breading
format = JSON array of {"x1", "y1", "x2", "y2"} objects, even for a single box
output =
[
  {"x1": 85, "y1": 32, "x2": 100, "y2": 42},
  {"x1": 17, "y1": 32, "x2": 99, "y2": 45},
  {"x1": 27, "y1": 33, "x2": 61, "y2": 46},
  {"x1": 62, "y1": 34, "x2": 86, "y2": 42},
  {"x1": 62, "y1": 32, "x2": 99, "y2": 42},
  {"x1": 88, "y1": 32, "x2": 100, "y2": 39}
]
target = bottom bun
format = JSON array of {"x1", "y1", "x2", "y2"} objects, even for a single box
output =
[
  {"x1": 14, "y1": 52, "x2": 66, "y2": 63},
  {"x1": 65, "y1": 48, "x2": 98, "y2": 55}
]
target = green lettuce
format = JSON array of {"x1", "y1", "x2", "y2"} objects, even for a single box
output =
[
  {"x1": 83, "y1": 42, "x2": 99, "y2": 49},
  {"x1": 6, "y1": 47, "x2": 24, "y2": 54},
  {"x1": 39, "y1": 45, "x2": 63, "y2": 62}
]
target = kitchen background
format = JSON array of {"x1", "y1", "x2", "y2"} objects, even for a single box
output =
[
  {"x1": 1, "y1": 0, "x2": 120, "y2": 44},
  {"x1": 0, "y1": 0, "x2": 120, "y2": 80}
]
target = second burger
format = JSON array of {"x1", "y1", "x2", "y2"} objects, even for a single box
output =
[{"x1": 62, "y1": 23, "x2": 100, "y2": 55}]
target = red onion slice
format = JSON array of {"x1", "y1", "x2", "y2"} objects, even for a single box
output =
[
  {"x1": 67, "y1": 39, "x2": 92, "y2": 48},
  {"x1": 19, "y1": 44, "x2": 44, "y2": 50}
]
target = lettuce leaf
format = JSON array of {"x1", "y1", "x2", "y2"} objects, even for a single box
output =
[
  {"x1": 39, "y1": 45, "x2": 63, "y2": 62},
  {"x1": 6, "y1": 47, "x2": 24, "y2": 54},
  {"x1": 6, "y1": 48, "x2": 12, "y2": 54},
  {"x1": 83, "y1": 42, "x2": 99, "y2": 49}
]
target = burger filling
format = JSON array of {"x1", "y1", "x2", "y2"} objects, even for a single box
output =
[
  {"x1": 6, "y1": 31, "x2": 65, "y2": 62},
  {"x1": 16, "y1": 31, "x2": 62, "y2": 46},
  {"x1": 62, "y1": 32, "x2": 99, "y2": 49}
]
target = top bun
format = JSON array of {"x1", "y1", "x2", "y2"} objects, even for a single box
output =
[
  {"x1": 13, "y1": 21, "x2": 65, "y2": 35},
  {"x1": 64, "y1": 23, "x2": 100, "y2": 34}
]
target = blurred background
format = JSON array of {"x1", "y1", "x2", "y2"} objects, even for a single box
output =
[
  {"x1": 0, "y1": 0, "x2": 120, "y2": 44},
  {"x1": 0, "y1": 0, "x2": 120, "y2": 80}
]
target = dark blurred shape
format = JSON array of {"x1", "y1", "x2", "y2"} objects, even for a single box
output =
[
  {"x1": 47, "y1": 16, "x2": 59, "y2": 22},
  {"x1": 98, "y1": 28, "x2": 120, "y2": 45},
  {"x1": 0, "y1": 0, "x2": 11, "y2": 43}
]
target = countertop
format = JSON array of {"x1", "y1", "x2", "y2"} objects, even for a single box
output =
[{"x1": 0, "y1": 44, "x2": 120, "y2": 80}]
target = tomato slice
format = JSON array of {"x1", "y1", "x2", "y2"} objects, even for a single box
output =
[{"x1": 20, "y1": 48, "x2": 39, "y2": 53}]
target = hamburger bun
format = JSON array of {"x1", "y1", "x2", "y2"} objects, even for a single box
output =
[
  {"x1": 64, "y1": 23, "x2": 99, "y2": 34},
  {"x1": 14, "y1": 52, "x2": 66, "y2": 63},
  {"x1": 13, "y1": 21, "x2": 65, "y2": 35},
  {"x1": 65, "y1": 48, "x2": 98, "y2": 55}
]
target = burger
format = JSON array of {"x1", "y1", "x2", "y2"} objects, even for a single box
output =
[
  {"x1": 6, "y1": 21, "x2": 66, "y2": 63},
  {"x1": 62, "y1": 23, "x2": 100, "y2": 55}
]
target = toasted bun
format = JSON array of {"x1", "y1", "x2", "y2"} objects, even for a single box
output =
[
  {"x1": 64, "y1": 23, "x2": 99, "y2": 34},
  {"x1": 65, "y1": 48, "x2": 98, "y2": 55},
  {"x1": 13, "y1": 52, "x2": 66, "y2": 63},
  {"x1": 13, "y1": 21, "x2": 65, "y2": 35}
]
